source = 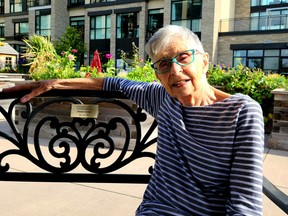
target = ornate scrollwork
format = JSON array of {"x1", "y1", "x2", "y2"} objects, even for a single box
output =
[{"x1": 0, "y1": 92, "x2": 157, "y2": 177}]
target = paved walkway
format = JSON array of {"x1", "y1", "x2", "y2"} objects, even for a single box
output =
[{"x1": 0, "y1": 97, "x2": 287, "y2": 215}]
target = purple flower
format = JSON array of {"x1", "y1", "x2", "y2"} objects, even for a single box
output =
[{"x1": 105, "y1": 54, "x2": 112, "y2": 59}]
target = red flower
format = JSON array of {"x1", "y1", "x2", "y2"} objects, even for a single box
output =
[
  {"x1": 72, "y1": 49, "x2": 78, "y2": 53},
  {"x1": 85, "y1": 73, "x2": 91, "y2": 77}
]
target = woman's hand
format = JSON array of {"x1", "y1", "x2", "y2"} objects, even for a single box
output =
[
  {"x1": 2, "y1": 78, "x2": 105, "y2": 103},
  {"x1": 2, "y1": 79, "x2": 57, "y2": 103}
]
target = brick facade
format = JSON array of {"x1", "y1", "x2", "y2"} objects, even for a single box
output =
[
  {"x1": 1, "y1": 0, "x2": 287, "y2": 69},
  {"x1": 51, "y1": 0, "x2": 69, "y2": 41}
]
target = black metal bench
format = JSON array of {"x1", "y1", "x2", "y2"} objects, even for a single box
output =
[{"x1": 0, "y1": 89, "x2": 287, "y2": 214}]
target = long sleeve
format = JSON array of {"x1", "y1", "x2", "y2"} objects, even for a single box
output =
[
  {"x1": 227, "y1": 100, "x2": 264, "y2": 215},
  {"x1": 103, "y1": 77, "x2": 166, "y2": 118}
]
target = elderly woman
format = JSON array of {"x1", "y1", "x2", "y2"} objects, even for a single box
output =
[{"x1": 3, "y1": 25, "x2": 264, "y2": 215}]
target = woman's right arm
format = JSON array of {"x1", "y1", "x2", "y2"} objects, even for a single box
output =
[{"x1": 2, "y1": 78, "x2": 105, "y2": 103}]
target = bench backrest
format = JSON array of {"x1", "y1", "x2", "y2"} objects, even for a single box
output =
[{"x1": 0, "y1": 90, "x2": 156, "y2": 183}]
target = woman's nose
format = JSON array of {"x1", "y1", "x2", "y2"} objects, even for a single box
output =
[{"x1": 170, "y1": 62, "x2": 182, "y2": 75}]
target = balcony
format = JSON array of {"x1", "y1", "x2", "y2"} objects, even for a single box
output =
[{"x1": 220, "y1": 14, "x2": 288, "y2": 33}]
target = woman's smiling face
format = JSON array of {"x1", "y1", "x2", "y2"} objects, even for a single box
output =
[{"x1": 153, "y1": 40, "x2": 209, "y2": 105}]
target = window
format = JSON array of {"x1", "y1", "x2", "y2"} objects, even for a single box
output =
[
  {"x1": 264, "y1": 49, "x2": 279, "y2": 70},
  {"x1": 70, "y1": 16, "x2": 85, "y2": 40},
  {"x1": 280, "y1": 49, "x2": 288, "y2": 73},
  {"x1": 147, "y1": 9, "x2": 163, "y2": 38},
  {"x1": 14, "y1": 22, "x2": 29, "y2": 39},
  {"x1": 0, "y1": 0, "x2": 4, "y2": 14},
  {"x1": 68, "y1": 0, "x2": 84, "y2": 6},
  {"x1": 90, "y1": 15, "x2": 111, "y2": 39},
  {"x1": 171, "y1": 0, "x2": 202, "y2": 34},
  {"x1": 90, "y1": 0, "x2": 116, "y2": 3},
  {"x1": 247, "y1": 50, "x2": 263, "y2": 68},
  {"x1": 35, "y1": 9, "x2": 51, "y2": 36},
  {"x1": 12, "y1": 44, "x2": 26, "y2": 53},
  {"x1": 28, "y1": 0, "x2": 51, "y2": 7},
  {"x1": 250, "y1": 2, "x2": 288, "y2": 30},
  {"x1": 251, "y1": 0, "x2": 287, "y2": 6},
  {"x1": 116, "y1": 12, "x2": 139, "y2": 39},
  {"x1": 233, "y1": 48, "x2": 288, "y2": 74},
  {"x1": 0, "y1": 22, "x2": 4, "y2": 37},
  {"x1": 10, "y1": 0, "x2": 28, "y2": 13},
  {"x1": 5, "y1": 57, "x2": 12, "y2": 68}
]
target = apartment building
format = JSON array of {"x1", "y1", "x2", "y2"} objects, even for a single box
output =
[{"x1": 1, "y1": 0, "x2": 287, "y2": 74}]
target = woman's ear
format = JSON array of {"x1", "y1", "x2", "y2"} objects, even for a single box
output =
[{"x1": 202, "y1": 52, "x2": 209, "y2": 73}]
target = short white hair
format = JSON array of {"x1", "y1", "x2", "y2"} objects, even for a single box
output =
[{"x1": 145, "y1": 25, "x2": 205, "y2": 59}]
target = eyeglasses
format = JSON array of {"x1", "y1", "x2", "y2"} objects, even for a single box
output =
[{"x1": 152, "y1": 49, "x2": 198, "y2": 74}]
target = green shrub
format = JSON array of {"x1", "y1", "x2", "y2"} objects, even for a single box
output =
[
  {"x1": 207, "y1": 64, "x2": 288, "y2": 133},
  {"x1": 23, "y1": 35, "x2": 157, "y2": 82}
]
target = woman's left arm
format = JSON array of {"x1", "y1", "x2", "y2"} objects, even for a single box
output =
[{"x1": 227, "y1": 100, "x2": 264, "y2": 216}]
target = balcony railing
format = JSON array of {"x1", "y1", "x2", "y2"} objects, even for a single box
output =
[{"x1": 220, "y1": 15, "x2": 288, "y2": 32}]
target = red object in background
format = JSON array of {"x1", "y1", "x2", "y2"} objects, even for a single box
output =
[{"x1": 90, "y1": 50, "x2": 102, "y2": 73}]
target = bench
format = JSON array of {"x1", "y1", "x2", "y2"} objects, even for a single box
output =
[{"x1": 0, "y1": 89, "x2": 287, "y2": 214}]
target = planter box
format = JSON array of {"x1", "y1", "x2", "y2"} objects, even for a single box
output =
[{"x1": 268, "y1": 88, "x2": 288, "y2": 151}]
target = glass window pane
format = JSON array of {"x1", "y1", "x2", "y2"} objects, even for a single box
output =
[
  {"x1": 71, "y1": 16, "x2": 83, "y2": 21},
  {"x1": 116, "y1": 28, "x2": 121, "y2": 39},
  {"x1": 234, "y1": 50, "x2": 246, "y2": 57},
  {"x1": 191, "y1": 19, "x2": 201, "y2": 32},
  {"x1": 282, "y1": 58, "x2": 288, "y2": 68},
  {"x1": 149, "y1": 9, "x2": 163, "y2": 15},
  {"x1": 281, "y1": 49, "x2": 288, "y2": 56},
  {"x1": 248, "y1": 58, "x2": 262, "y2": 68},
  {"x1": 251, "y1": 0, "x2": 260, "y2": 6},
  {"x1": 41, "y1": 15, "x2": 50, "y2": 29},
  {"x1": 264, "y1": 49, "x2": 279, "y2": 56},
  {"x1": 234, "y1": 57, "x2": 246, "y2": 66},
  {"x1": 90, "y1": 30, "x2": 95, "y2": 40},
  {"x1": 250, "y1": 16, "x2": 259, "y2": 30},
  {"x1": 264, "y1": 57, "x2": 279, "y2": 69},
  {"x1": 91, "y1": 17, "x2": 95, "y2": 28},
  {"x1": 116, "y1": 15, "x2": 122, "y2": 28},
  {"x1": 248, "y1": 50, "x2": 263, "y2": 57},
  {"x1": 96, "y1": 29, "x2": 105, "y2": 39},
  {"x1": 106, "y1": 15, "x2": 111, "y2": 28},
  {"x1": 96, "y1": 16, "x2": 104, "y2": 27},
  {"x1": 20, "y1": 22, "x2": 28, "y2": 33},
  {"x1": 107, "y1": 28, "x2": 110, "y2": 38},
  {"x1": 171, "y1": 20, "x2": 182, "y2": 26}
]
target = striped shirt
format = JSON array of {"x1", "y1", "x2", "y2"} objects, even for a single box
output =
[{"x1": 104, "y1": 78, "x2": 264, "y2": 216}]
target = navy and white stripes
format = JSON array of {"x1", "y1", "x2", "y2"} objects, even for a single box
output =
[{"x1": 104, "y1": 78, "x2": 264, "y2": 216}]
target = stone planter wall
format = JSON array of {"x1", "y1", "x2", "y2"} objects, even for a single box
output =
[{"x1": 268, "y1": 88, "x2": 288, "y2": 151}]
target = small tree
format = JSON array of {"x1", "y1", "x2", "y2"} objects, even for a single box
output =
[{"x1": 53, "y1": 26, "x2": 86, "y2": 67}]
